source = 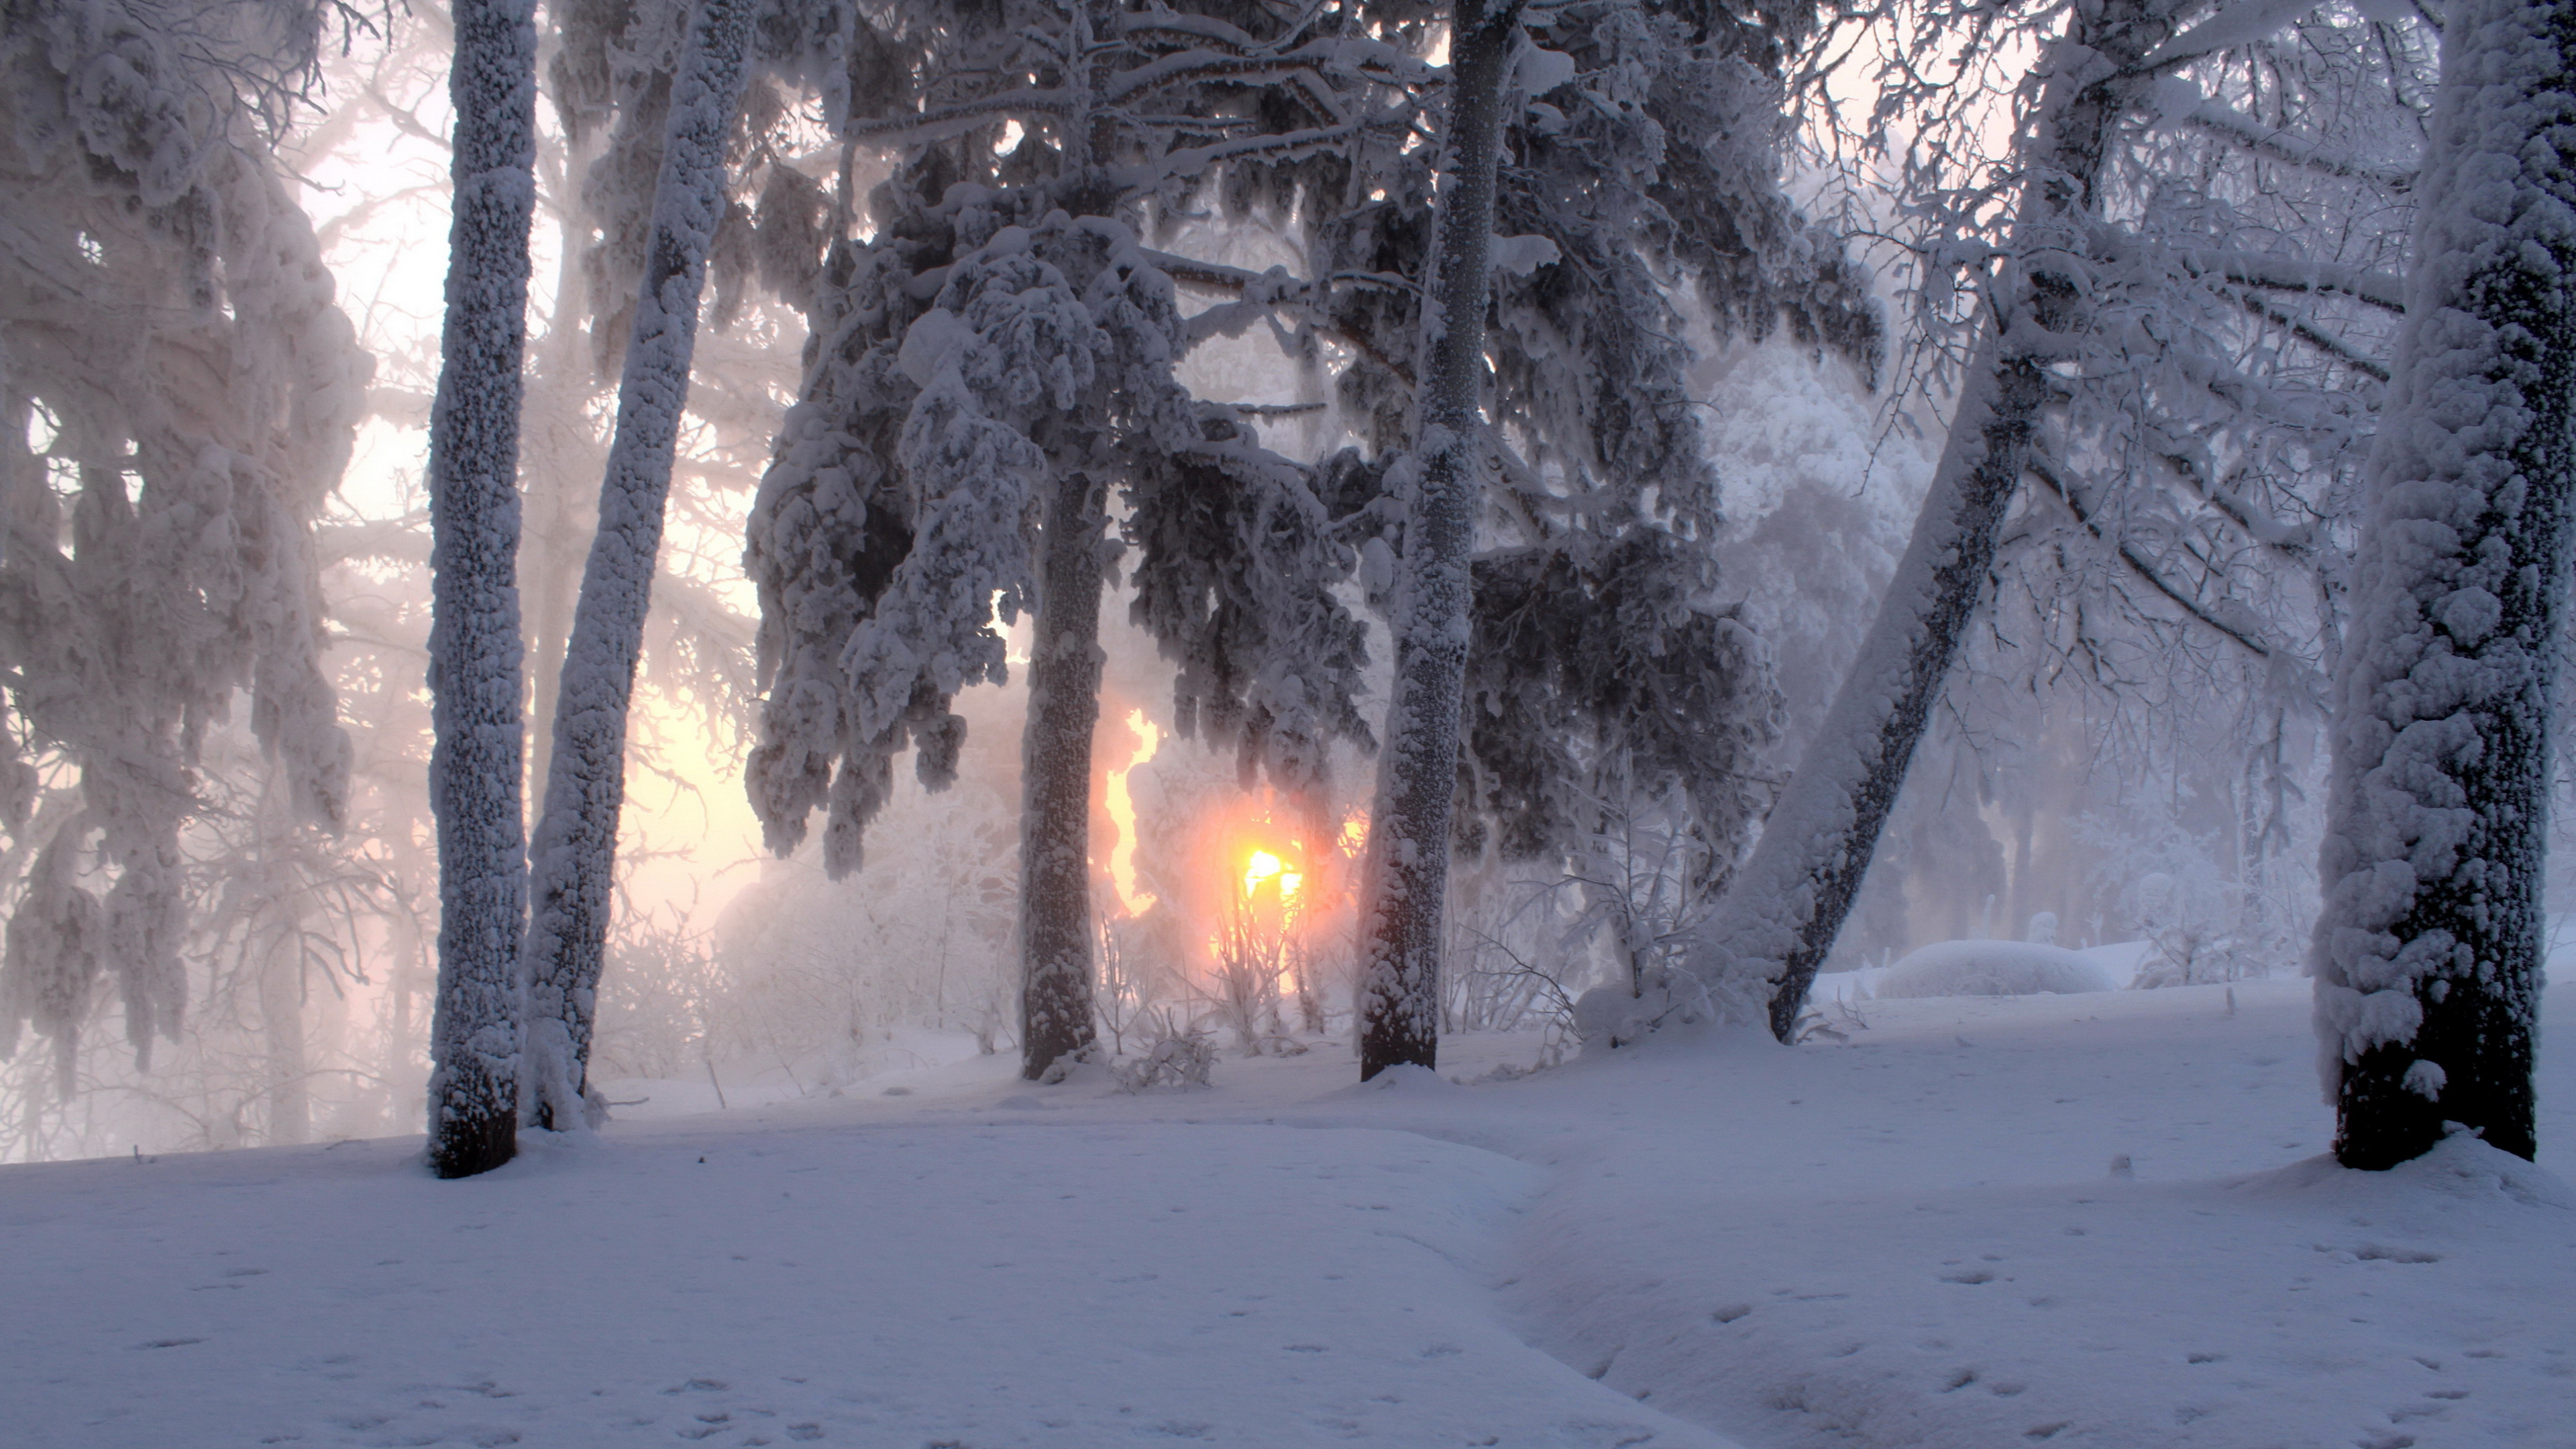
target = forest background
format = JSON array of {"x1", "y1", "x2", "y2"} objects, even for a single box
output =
[{"x1": 0, "y1": 0, "x2": 2548, "y2": 1167}]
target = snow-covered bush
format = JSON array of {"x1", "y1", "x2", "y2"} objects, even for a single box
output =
[{"x1": 1112, "y1": 1016, "x2": 1215, "y2": 1093}]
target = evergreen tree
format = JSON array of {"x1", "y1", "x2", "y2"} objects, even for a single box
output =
[
  {"x1": 743, "y1": 0, "x2": 1391, "y2": 1079},
  {"x1": 1315, "y1": 0, "x2": 1864, "y2": 1071}
]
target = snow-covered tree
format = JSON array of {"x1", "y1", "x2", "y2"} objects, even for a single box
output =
[
  {"x1": 423, "y1": 0, "x2": 541, "y2": 1178},
  {"x1": 0, "y1": 0, "x2": 362, "y2": 1101},
  {"x1": 519, "y1": 0, "x2": 756, "y2": 1133},
  {"x1": 2312, "y1": 0, "x2": 2576, "y2": 1169},
  {"x1": 1670, "y1": 0, "x2": 2432, "y2": 1042},
  {"x1": 743, "y1": 0, "x2": 1397, "y2": 1079},
  {"x1": 1675, "y1": 0, "x2": 2200, "y2": 1040},
  {"x1": 1350, "y1": 0, "x2": 1530, "y2": 1077},
  {"x1": 1323, "y1": 0, "x2": 1866, "y2": 1073}
]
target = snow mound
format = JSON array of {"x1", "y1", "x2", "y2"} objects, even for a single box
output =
[
  {"x1": 2229, "y1": 1132, "x2": 2574, "y2": 1211},
  {"x1": 2075, "y1": 938, "x2": 2158, "y2": 981},
  {"x1": 1873, "y1": 939, "x2": 2123, "y2": 998},
  {"x1": 1326, "y1": 1063, "x2": 1463, "y2": 1098}
]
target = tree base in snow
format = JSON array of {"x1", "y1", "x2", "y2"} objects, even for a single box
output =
[{"x1": 430, "y1": 1108, "x2": 516, "y2": 1179}]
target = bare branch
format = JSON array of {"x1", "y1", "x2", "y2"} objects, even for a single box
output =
[{"x1": 2027, "y1": 455, "x2": 2277, "y2": 659}]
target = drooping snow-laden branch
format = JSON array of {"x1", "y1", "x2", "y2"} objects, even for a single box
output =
[{"x1": 0, "y1": 0, "x2": 362, "y2": 1118}]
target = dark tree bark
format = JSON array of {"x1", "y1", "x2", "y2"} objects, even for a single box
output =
[
  {"x1": 425, "y1": 0, "x2": 541, "y2": 1179},
  {"x1": 2314, "y1": 0, "x2": 2576, "y2": 1169},
  {"x1": 1019, "y1": 470, "x2": 1108, "y2": 1079},
  {"x1": 1354, "y1": 0, "x2": 1528, "y2": 1081}
]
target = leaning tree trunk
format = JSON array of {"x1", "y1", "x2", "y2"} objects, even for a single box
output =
[
  {"x1": 521, "y1": 0, "x2": 755, "y2": 1131},
  {"x1": 1680, "y1": 0, "x2": 2176, "y2": 1044},
  {"x1": 1354, "y1": 0, "x2": 1527, "y2": 1081},
  {"x1": 1018, "y1": 468, "x2": 1108, "y2": 1080},
  {"x1": 2313, "y1": 0, "x2": 2576, "y2": 1170},
  {"x1": 424, "y1": 0, "x2": 541, "y2": 1180}
]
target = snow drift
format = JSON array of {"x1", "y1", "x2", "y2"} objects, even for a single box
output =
[{"x1": 1873, "y1": 939, "x2": 2123, "y2": 998}]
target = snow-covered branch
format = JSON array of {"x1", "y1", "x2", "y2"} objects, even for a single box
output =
[
  {"x1": 2184, "y1": 101, "x2": 2416, "y2": 191},
  {"x1": 2027, "y1": 454, "x2": 2279, "y2": 659}
]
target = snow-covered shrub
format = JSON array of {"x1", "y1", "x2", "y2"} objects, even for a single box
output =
[
  {"x1": 1440, "y1": 873, "x2": 1569, "y2": 1036},
  {"x1": 1112, "y1": 1015, "x2": 1215, "y2": 1093}
]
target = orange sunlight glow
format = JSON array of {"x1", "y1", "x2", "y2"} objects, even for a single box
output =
[
  {"x1": 1105, "y1": 708, "x2": 1162, "y2": 915},
  {"x1": 1242, "y1": 848, "x2": 1303, "y2": 911}
]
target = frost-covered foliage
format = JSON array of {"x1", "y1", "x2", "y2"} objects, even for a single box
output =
[
  {"x1": 1460, "y1": 535, "x2": 1782, "y2": 875},
  {"x1": 1299, "y1": 0, "x2": 1866, "y2": 875},
  {"x1": 1978, "y1": 10, "x2": 2426, "y2": 699},
  {"x1": 547, "y1": 0, "x2": 855, "y2": 360},
  {"x1": 745, "y1": 1, "x2": 1401, "y2": 870},
  {"x1": 2312, "y1": 0, "x2": 2576, "y2": 1169},
  {"x1": 0, "y1": 0, "x2": 362, "y2": 1091}
]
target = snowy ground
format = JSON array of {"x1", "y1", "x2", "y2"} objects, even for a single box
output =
[{"x1": 7, "y1": 977, "x2": 2571, "y2": 1448}]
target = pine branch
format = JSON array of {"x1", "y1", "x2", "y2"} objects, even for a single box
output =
[{"x1": 841, "y1": 91, "x2": 1076, "y2": 144}]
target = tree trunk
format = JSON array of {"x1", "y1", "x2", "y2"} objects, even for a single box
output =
[
  {"x1": 424, "y1": 0, "x2": 541, "y2": 1180},
  {"x1": 1680, "y1": 0, "x2": 2176, "y2": 1044},
  {"x1": 1018, "y1": 469, "x2": 1108, "y2": 1080},
  {"x1": 260, "y1": 928, "x2": 310, "y2": 1147},
  {"x1": 521, "y1": 0, "x2": 755, "y2": 1130},
  {"x1": 1354, "y1": 0, "x2": 1525, "y2": 1081},
  {"x1": 2314, "y1": 0, "x2": 2576, "y2": 1170},
  {"x1": 521, "y1": 219, "x2": 604, "y2": 796},
  {"x1": 520, "y1": 109, "x2": 615, "y2": 797}
]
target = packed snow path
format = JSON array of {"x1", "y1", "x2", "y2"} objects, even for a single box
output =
[{"x1": 6, "y1": 979, "x2": 2570, "y2": 1448}]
